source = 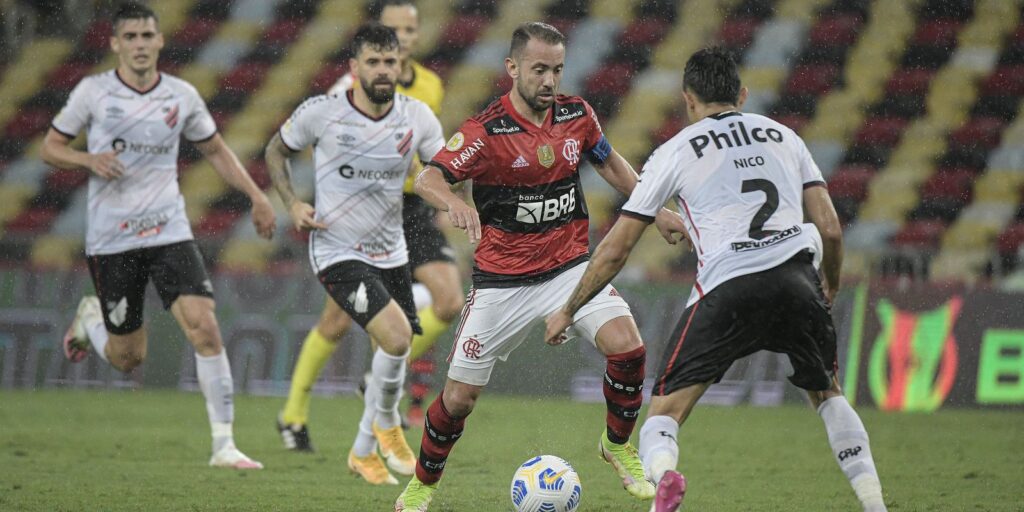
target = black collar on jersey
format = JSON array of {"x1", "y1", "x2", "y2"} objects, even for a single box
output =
[
  {"x1": 114, "y1": 69, "x2": 162, "y2": 95},
  {"x1": 708, "y1": 110, "x2": 742, "y2": 120},
  {"x1": 346, "y1": 89, "x2": 394, "y2": 121},
  {"x1": 501, "y1": 93, "x2": 550, "y2": 132}
]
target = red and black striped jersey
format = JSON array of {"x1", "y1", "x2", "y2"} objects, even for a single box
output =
[{"x1": 429, "y1": 93, "x2": 612, "y2": 288}]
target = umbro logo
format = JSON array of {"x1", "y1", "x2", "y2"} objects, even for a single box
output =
[{"x1": 511, "y1": 155, "x2": 529, "y2": 168}]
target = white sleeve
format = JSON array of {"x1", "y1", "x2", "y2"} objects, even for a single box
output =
[
  {"x1": 182, "y1": 86, "x2": 217, "y2": 142},
  {"x1": 416, "y1": 104, "x2": 445, "y2": 162},
  {"x1": 327, "y1": 73, "x2": 355, "y2": 95},
  {"x1": 279, "y1": 97, "x2": 322, "y2": 151},
  {"x1": 51, "y1": 78, "x2": 94, "y2": 137},
  {"x1": 795, "y1": 135, "x2": 825, "y2": 187},
  {"x1": 620, "y1": 145, "x2": 681, "y2": 221}
]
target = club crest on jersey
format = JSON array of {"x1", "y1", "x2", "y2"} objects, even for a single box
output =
[
  {"x1": 163, "y1": 104, "x2": 179, "y2": 128},
  {"x1": 537, "y1": 144, "x2": 555, "y2": 168},
  {"x1": 446, "y1": 131, "x2": 465, "y2": 151},
  {"x1": 562, "y1": 138, "x2": 580, "y2": 166}
]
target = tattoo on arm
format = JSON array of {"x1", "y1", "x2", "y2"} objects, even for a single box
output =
[{"x1": 266, "y1": 133, "x2": 298, "y2": 207}]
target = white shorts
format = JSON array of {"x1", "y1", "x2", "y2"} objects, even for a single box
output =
[{"x1": 446, "y1": 262, "x2": 633, "y2": 386}]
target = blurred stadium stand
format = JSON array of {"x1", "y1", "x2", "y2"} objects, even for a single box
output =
[{"x1": 3, "y1": 0, "x2": 1024, "y2": 289}]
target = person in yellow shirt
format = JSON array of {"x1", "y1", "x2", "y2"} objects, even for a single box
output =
[{"x1": 277, "y1": 0, "x2": 463, "y2": 452}]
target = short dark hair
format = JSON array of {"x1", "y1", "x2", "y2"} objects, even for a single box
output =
[
  {"x1": 350, "y1": 23, "x2": 400, "y2": 56},
  {"x1": 368, "y1": 0, "x2": 416, "y2": 20},
  {"x1": 112, "y1": 1, "x2": 159, "y2": 34},
  {"x1": 509, "y1": 22, "x2": 565, "y2": 59},
  {"x1": 683, "y1": 47, "x2": 741, "y2": 105}
]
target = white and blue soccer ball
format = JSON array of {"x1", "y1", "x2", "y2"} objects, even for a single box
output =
[{"x1": 510, "y1": 455, "x2": 582, "y2": 512}]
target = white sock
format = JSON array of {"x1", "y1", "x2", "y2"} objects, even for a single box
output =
[
  {"x1": 353, "y1": 380, "x2": 379, "y2": 457},
  {"x1": 371, "y1": 348, "x2": 408, "y2": 430},
  {"x1": 639, "y1": 415, "x2": 680, "y2": 484},
  {"x1": 196, "y1": 351, "x2": 235, "y2": 454},
  {"x1": 85, "y1": 320, "x2": 109, "y2": 363},
  {"x1": 818, "y1": 397, "x2": 886, "y2": 511}
]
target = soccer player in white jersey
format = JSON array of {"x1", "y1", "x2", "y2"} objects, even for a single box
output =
[
  {"x1": 546, "y1": 47, "x2": 887, "y2": 512},
  {"x1": 40, "y1": 2, "x2": 275, "y2": 469},
  {"x1": 264, "y1": 23, "x2": 445, "y2": 486}
]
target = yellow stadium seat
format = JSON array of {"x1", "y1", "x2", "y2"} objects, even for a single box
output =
[
  {"x1": 218, "y1": 239, "x2": 277, "y2": 272},
  {"x1": 974, "y1": 172, "x2": 1024, "y2": 204},
  {"x1": 929, "y1": 249, "x2": 991, "y2": 283},
  {"x1": 29, "y1": 235, "x2": 82, "y2": 270}
]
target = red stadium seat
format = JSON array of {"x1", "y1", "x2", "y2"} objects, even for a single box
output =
[
  {"x1": 618, "y1": 19, "x2": 670, "y2": 48},
  {"x1": 172, "y1": 18, "x2": 221, "y2": 48},
  {"x1": 4, "y1": 208, "x2": 60, "y2": 234},
  {"x1": 784, "y1": 64, "x2": 838, "y2": 96},
  {"x1": 920, "y1": 169, "x2": 974, "y2": 201},
  {"x1": 912, "y1": 20, "x2": 962, "y2": 47},
  {"x1": 310, "y1": 63, "x2": 348, "y2": 93},
  {"x1": 892, "y1": 220, "x2": 947, "y2": 248},
  {"x1": 81, "y1": 20, "x2": 112, "y2": 51},
  {"x1": 652, "y1": 116, "x2": 685, "y2": 146},
  {"x1": 885, "y1": 68, "x2": 935, "y2": 95},
  {"x1": 854, "y1": 117, "x2": 909, "y2": 146},
  {"x1": 717, "y1": 18, "x2": 760, "y2": 50},
  {"x1": 245, "y1": 159, "x2": 272, "y2": 190},
  {"x1": 437, "y1": 15, "x2": 490, "y2": 50},
  {"x1": 981, "y1": 65, "x2": 1024, "y2": 96},
  {"x1": 998, "y1": 222, "x2": 1024, "y2": 255},
  {"x1": 46, "y1": 61, "x2": 95, "y2": 91},
  {"x1": 4, "y1": 108, "x2": 52, "y2": 140},
  {"x1": 827, "y1": 165, "x2": 875, "y2": 201},
  {"x1": 584, "y1": 61, "x2": 636, "y2": 97},
  {"x1": 195, "y1": 210, "x2": 242, "y2": 237},
  {"x1": 262, "y1": 18, "x2": 306, "y2": 45},
  {"x1": 808, "y1": 15, "x2": 862, "y2": 48},
  {"x1": 220, "y1": 62, "x2": 270, "y2": 92},
  {"x1": 44, "y1": 168, "x2": 89, "y2": 191},
  {"x1": 949, "y1": 117, "x2": 1006, "y2": 149},
  {"x1": 774, "y1": 114, "x2": 809, "y2": 133}
]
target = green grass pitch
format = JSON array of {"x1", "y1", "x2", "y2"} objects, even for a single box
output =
[{"x1": 0, "y1": 389, "x2": 1021, "y2": 511}]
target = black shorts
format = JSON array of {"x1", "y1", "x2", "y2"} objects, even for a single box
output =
[
  {"x1": 86, "y1": 240, "x2": 213, "y2": 335},
  {"x1": 403, "y1": 194, "x2": 454, "y2": 271},
  {"x1": 318, "y1": 260, "x2": 421, "y2": 335},
  {"x1": 652, "y1": 250, "x2": 838, "y2": 395}
]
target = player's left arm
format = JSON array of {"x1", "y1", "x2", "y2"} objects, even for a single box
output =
[
  {"x1": 195, "y1": 134, "x2": 276, "y2": 239},
  {"x1": 544, "y1": 215, "x2": 648, "y2": 345},
  {"x1": 591, "y1": 147, "x2": 686, "y2": 246}
]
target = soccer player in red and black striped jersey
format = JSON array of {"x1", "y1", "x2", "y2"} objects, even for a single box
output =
[{"x1": 394, "y1": 22, "x2": 686, "y2": 511}]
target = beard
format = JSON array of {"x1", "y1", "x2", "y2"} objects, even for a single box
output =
[
  {"x1": 361, "y1": 77, "x2": 396, "y2": 104},
  {"x1": 517, "y1": 81, "x2": 554, "y2": 111}
]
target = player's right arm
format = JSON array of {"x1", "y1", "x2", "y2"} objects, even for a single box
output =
[
  {"x1": 41, "y1": 130, "x2": 124, "y2": 179},
  {"x1": 796, "y1": 135, "x2": 842, "y2": 304},
  {"x1": 264, "y1": 133, "x2": 325, "y2": 231},
  {"x1": 805, "y1": 185, "x2": 842, "y2": 304},
  {"x1": 264, "y1": 98, "x2": 327, "y2": 231},
  {"x1": 415, "y1": 120, "x2": 489, "y2": 244},
  {"x1": 415, "y1": 165, "x2": 480, "y2": 244},
  {"x1": 41, "y1": 79, "x2": 124, "y2": 179}
]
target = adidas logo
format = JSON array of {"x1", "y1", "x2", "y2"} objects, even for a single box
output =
[{"x1": 511, "y1": 155, "x2": 529, "y2": 168}]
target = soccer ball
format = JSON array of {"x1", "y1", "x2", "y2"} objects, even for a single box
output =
[{"x1": 510, "y1": 455, "x2": 582, "y2": 512}]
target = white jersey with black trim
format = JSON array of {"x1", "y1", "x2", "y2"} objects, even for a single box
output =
[
  {"x1": 279, "y1": 91, "x2": 445, "y2": 272},
  {"x1": 51, "y1": 70, "x2": 217, "y2": 256},
  {"x1": 622, "y1": 111, "x2": 826, "y2": 307}
]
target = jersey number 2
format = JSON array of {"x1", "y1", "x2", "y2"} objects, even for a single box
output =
[{"x1": 741, "y1": 179, "x2": 779, "y2": 240}]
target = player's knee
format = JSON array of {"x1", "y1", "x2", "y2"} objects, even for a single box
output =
[
  {"x1": 316, "y1": 314, "x2": 349, "y2": 342},
  {"x1": 443, "y1": 385, "x2": 479, "y2": 417},
  {"x1": 110, "y1": 346, "x2": 146, "y2": 372},
  {"x1": 187, "y1": 314, "x2": 223, "y2": 354},
  {"x1": 378, "y1": 322, "x2": 412, "y2": 356}
]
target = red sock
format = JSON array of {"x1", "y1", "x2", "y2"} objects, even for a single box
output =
[
  {"x1": 415, "y1": 392, "x2": 466, "y2": 484},
  {"x1": 409, "y1": 357, "x2": 435, "y2": 406},
  {"x1": 604, "y1": 346, "x2": 646, "y2": 444}
]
